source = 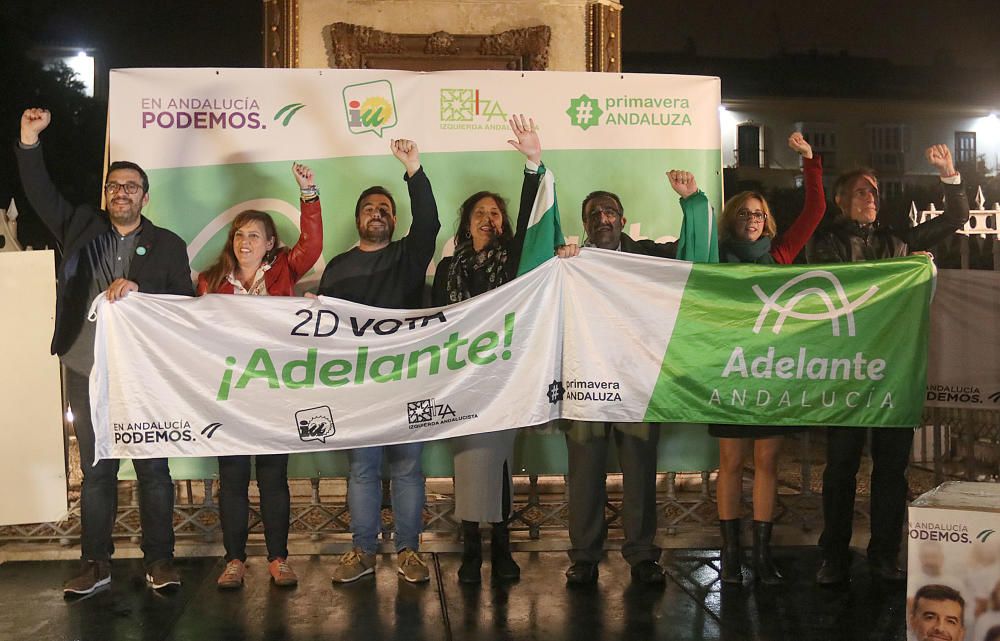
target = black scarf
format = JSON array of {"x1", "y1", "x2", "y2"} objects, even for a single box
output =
[
  {"x1": 720, "y1": 237, "x2": 775, "y2": 264},
  {"x1": 445, "y1": 240, "x2": 510, "y2": 303}
]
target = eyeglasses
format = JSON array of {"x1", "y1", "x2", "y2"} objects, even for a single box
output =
[
  {"x1": 105, "y1": 182, "x2": 143, "y2": 196},
  {"x1": 736, "y1": 209, "x2": 767, "y2": 222},
  {"x1": 586, "y1": 206, "x2": 623, "y2": 221}
]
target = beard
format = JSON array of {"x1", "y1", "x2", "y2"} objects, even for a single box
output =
[
  {"x1": 358, "y1": 219, "x2": 394, "y2": 244},
  {"x1": 108, "y1": 198, "x2": 142, "y2": 228}
]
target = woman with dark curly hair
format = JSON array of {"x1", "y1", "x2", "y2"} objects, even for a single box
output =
[{"x1": 431, "y1": 114, "x2": 543, "y2": 584}]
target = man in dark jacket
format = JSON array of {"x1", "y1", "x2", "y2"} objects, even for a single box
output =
[
  {"x1": 563, "y1": 176, "x2": 702, "y2": 587},
  {"x1": 807, "y1": 144, "x2": 970, "y2": 585},
  {"x1": 16, "y1": 107, "x2": 194, "y2": 596}
]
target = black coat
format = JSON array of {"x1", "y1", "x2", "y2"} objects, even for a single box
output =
[
  {"x1": 15, "y1": 143, "x2": 193, "y2": 356},
  {"x1": 619, "y1": 232, "x2": 679, "y2": 258},
  {"x1": 806, "y1": 181, "x2": 970, "y2": 263}
]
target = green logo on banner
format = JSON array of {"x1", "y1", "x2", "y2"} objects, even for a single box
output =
[
  {"x1": 343, "y1": 80, "x2": 398, "y2": 137},
  {"x1": 566, "y1": 94, "x2": 603, "y2": 130},
  {"x1": 439, "y1": 88, "x2": 509, "y2": 131},
  {"x1": 644, "y1": 259, "x2": 934, "y2": 427},
  {"x1": 274, "y1": 103, "x2": 306, "y2": 127},
  {"x1": 752, "y1": 270, "x2": 879, "y2": 337}
]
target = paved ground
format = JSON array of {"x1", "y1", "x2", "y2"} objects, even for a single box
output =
[{"x1": 0, "y1": 548, "x2": 905, "y2": 641}]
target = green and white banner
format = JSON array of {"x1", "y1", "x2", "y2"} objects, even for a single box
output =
[
  {"x1": 108, "y1": 68, "x2": 722, "y2": 281},
  {"x1": 91, "y1": 252, "x2": 936, "y2": 461}
]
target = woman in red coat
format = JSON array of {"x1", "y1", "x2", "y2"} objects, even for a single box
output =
[{"x1": 197, "y1": 162, "x2": 323, "y2": 589}]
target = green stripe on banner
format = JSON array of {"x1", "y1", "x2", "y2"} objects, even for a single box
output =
[{"x1": 643, "y1": 257, "x2": 935, "y2": 427}]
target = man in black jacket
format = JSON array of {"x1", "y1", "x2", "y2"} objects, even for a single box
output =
[
  {"x1": 807, "y1": 144, "x2": 970, "y2": 585},
  {"x1": 563, "y1": 175, "x2": 700, "y2": 587},
  {"x1": 16, "y1": 107, "x2": 194, "y2": 595}
]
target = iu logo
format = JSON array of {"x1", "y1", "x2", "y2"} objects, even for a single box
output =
[
  {"x1": 342, "y1": 80, "x2": 398, "y2": 138},
  {"x1": 751, "y1": 270, "x2": 878, "y2": 337}
]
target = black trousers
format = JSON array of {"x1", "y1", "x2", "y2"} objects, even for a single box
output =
[
  {"x1": 67, "y1": 369, "x2": 175, "y2": 563},
  {"x1": 819, "y1": 426, "x2": 914, "y2": 562},
  {"x1": 217, "y1": 454, "x2": 290, "y2": 562}
]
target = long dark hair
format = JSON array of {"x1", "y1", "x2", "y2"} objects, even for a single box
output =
[
  {"x1": 454, "y1": 191, "x2": 512, "y2": 248},
  {"x1": 202, "y1": 210, "x2": 285, "y2": 292}
]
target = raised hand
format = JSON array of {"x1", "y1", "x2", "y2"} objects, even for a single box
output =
[
  {"x1": 20, "y1": 108, "x2": 51, "y2": 146},
  {"x1": 507, "y1": 114, "x2": 542, "y2": 165},
  {"x1": 788, "y1": 132, "x2": 813, "y2": 159},
  {"x1": 667, "y1": 170, "x2": 698, "y2": 199},
  {"x1": 292, "y1": 162, "x2": 315, "y2": 189},
  {"x1": 390, "y1": 139, "x2": 420, "y2": 177},
  {"x1": 925, "y1": 144, "x2": 956, "y2": 177}
]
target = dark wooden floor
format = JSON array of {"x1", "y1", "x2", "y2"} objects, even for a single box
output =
[{"x1": 0, "y1": 548, "x2": 906, "y2": 641}]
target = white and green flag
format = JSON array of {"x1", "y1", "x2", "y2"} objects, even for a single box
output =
[
  {"x1": 91, "y1": 253, "x2": 935, "y2": 461},
  {"x1": 517, "y1": 165, "x2": 564, "y2": 276}
]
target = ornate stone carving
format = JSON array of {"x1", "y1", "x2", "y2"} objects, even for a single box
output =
[
  {"x1": 327, "y1": 23, "x2": 550, "y2": 71},
  {"x1": 479, "y1": 26, "x2": 551, "y2": 71},
  {"x1": 424, "y1": 31, "x2": 459, "y2": 56},
  {"x1": 330, "y1": 23, "x2": 403, "y2": 69}
]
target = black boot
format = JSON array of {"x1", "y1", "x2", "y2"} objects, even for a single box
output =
[
  {"x1": 751, "y1": 520, "x2": 785, "y2": 586},
  {"x1": 490, "y1": 521, "x2": 520, "y2": 581},
  {"x1": 719, "y1": 519, "x2": 743, "y2": 584},
  {"x1": 458, "y1": 520, "x2": 482, "y2": 584}
]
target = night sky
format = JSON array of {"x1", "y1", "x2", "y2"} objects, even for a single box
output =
[
  {"x1": 6, "y1": 0, "x2": 998, "y2": 74},
  {"x1": 622, "y1": 0, "x2": 1000, "y2": 69},
  {"x1": 4, "y1": 0, "x2": 263, "y2": 69}
]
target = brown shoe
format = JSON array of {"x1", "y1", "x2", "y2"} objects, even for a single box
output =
[
  {"x1": 268, "y1": 557, "x2": 298, "y2": 587},
  {"x1": 63, "y1": 560, "x2": 111, "y2": 595},
  {"x1": 397, "y1": 549, "x2": 430, "y2": 583},
  {"x1": 145, "y1": 559, "x2": 181, "y2": 590},
  {"x1": 217, "y1": 559, "x2": 246, "y2": 589},
  {"x1": 332, "y1": 548, "x2": 376, "y2": 584}
]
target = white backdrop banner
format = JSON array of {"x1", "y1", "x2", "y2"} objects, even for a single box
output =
[{"x1": 107, "y1": 68, "x2": 723, "y2": 285}]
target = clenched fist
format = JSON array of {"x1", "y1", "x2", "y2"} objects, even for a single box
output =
[
  {"x1": 667, "y1": 170, "x2": 698, "y2": 199},
  {"x1": 20, "y1": 108, "x2": 51, "y2": 146},
  {"x1": 390, "y1": 139, "x2": 420, "y2": 177},
  {"x1": 788, "y1": 132, "x2": 813, "y2": 159},
  {"x1": 925, "y1": 144, "x2": 956, "y2": 177}
]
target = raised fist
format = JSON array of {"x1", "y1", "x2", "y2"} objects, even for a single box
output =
[
  {"x1": 788, "y1": 132, "x2": 813, "y2": 159},
  {"x1": 925, "y1": 144, "x2": 956, "y2": 177},
  {"x1": 292, "y1": 162, "x2": 315, "y2": 189},
  {"x1": 390, "y1": 139, "x2": 420, "y2": 176},
  {"x1": 20, "y1": 108, "x2": 51, "y2": 146},
  {"x1": 667, "y1": 170, "x2": 698, "y2": 199}
]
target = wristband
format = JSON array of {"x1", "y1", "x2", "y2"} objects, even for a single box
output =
[{"x1": 300, "y1": 185, "x2": 319, "y2": 200}]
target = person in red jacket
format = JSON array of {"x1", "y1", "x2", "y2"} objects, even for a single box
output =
[
  {"x1": 197, "y1": 162, "x2": 323, "y2": 589},
  {"x1": 711, "y1": 132, "x2": 825, "y2": 586}
]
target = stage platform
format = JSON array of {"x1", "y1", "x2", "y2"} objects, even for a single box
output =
[{"x1": 0, "y1": 548, "x2": 906, "y2": 641}]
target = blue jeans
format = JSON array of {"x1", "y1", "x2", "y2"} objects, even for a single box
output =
[
  {"x1": 67, "y1": 369, "x2": 175, "y2": 564},
  {"x1": 347, "y1": 443, "x2": 425, "y2": 553}
]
